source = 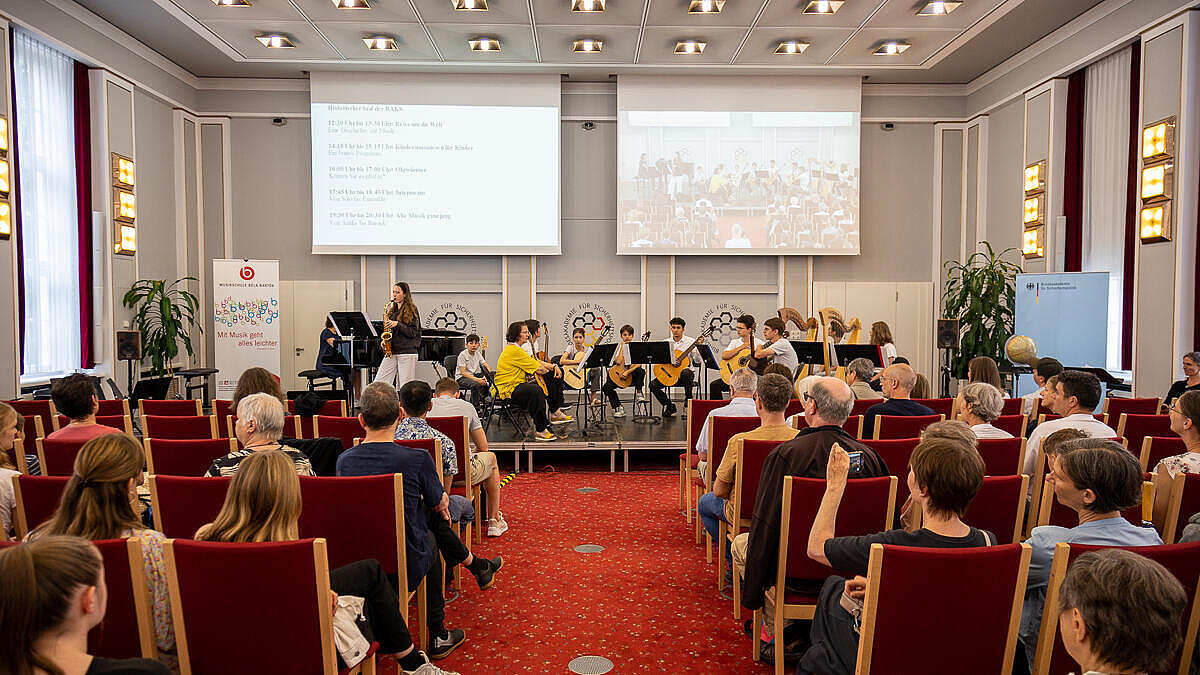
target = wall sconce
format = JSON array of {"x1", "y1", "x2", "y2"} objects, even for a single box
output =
[
  {"x1": 1143, "y1": 117, "x2": 1176, "y2": 161},
  {"x1": 115, "y1": 224, "x2": 137, "y2": 254},
  {"x1": 111, "y1": 153, "x2": 134, "y2": 188},
  {"x1": 113, "y1": 188, "x2": 136, "y2": 223},
  {"x1": 1022, "y1": 226, "x2": 1044, "y2": 258},
  {"x1": 1023, "y1": 195, "x2": 1044, "y2": 225},
  {"x1": 0, "y1": 116, "x2": 9, "y2": 154},
  {"x1": 0, "y1": 201, "x2": 10, "y2": 239},
  {"x1": 1023, "y1": 161, "x2": 1045, "y2": 195},
  {"x1": 1139, "y1": 203, "x2": 1171, "y2": 243},
  {"x1": 0, "y1": 158, "x2": 9, "y2": 198},
  {"x1": 1141, "y1": 162, "x2": 1173, "y2": 203}
]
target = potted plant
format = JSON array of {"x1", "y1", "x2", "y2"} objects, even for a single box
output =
[
  {"x1": 941, "y1": 243, "x2": 1021, "y2": 379},
  {"x1": 122, "y1": 277, "x2": 202, "y2": 378}
]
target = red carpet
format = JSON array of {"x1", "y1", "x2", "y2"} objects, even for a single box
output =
[{"x1": 387, "y1": 471, "x2": 771, "y2": 674}]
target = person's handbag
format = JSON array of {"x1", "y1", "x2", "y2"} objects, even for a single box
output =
[{"x1": 332, "y1": 595, "x2": 371, "y2": 667}]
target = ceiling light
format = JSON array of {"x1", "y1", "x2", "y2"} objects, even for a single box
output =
[
  {"x1": 674, "y1": 40, "x2": 706, "y2": 54},
  {"x1": 363, "y1": 36, "x2": 398, "y2": 50},
  {"x1": 688, "y1": 0, "x2": 725, "y2": 13},
  {"x1": 573, "y1": 39, "x2": 603, "y2": 53},
  {"x1": 773, "y1": 40, "x2": 810, "y2": 54},
  {"x1": 572, "y1": 0, "x2": 605, "y2": 11},
  {"x1": 212, "y1": 0, "x2": 251, "y2": 5},
  {"x1": 873, "y1": 41, "x2": 911, "y2": 55},
  {"x1": 469, "y1": 37, "x2": 501, "y2": 52},
  {"x1": 331, "y1": 0, "x2": 370, "y2": 7},
  {"x1": 114, "y1": 188, "x2": 136, "y2": 223},
  {"x1": 916, "y1": 1, "x2": 961, "y2": 15},
  {"x1": 454, "y1": 0, "x2": 488, "y2": 9},
  {"x1": 802, "y1": 0, "x2": 843, "y2": 14},
  {"x1": 256, "y1": 34, "x2": 296, "y2": 48}
]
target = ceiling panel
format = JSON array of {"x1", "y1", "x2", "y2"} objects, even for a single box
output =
[
  {"x1": 828, "y1": 26, "x2": 960, "y2": 66},
  {"x1": 163, "y1": 0, "x2": 303, "y2": 22},
  {"x1": 536, "y1": 25, "x2": 640, "y2": 62},
  {"x1": 756, "y1": 0, "x2": 886, "y2": 30},
  {"x1": 733, "y1": 26, "x2": 855, "y2": 64},
  {"x1": 201, "y1": 19, "x2": 345, "y2": 58},
  {"x1": 412, "y1": 0, "x2": 533, "y2": 25},
  {"x1": 644, "y1": 0, "x2": 765, "y2": 29},
  {"x1": 531, "y1": 0, "x2": 644, "y2": 27},
  {"x1": 864, "y1": 0, "x2": 1006, "y2": 31},
  {"x1": 319, "y1": 22, "x2": 442, "y2": 59},
  {"x1": 636, "y1": 26, "x2": 747, "y2": 64},
  {"x1": 424, "y1": 23, "x2": 539, "y2": 60},
  {"x1": 292, "y1": 0, "x2": 419, "y2": 21}
]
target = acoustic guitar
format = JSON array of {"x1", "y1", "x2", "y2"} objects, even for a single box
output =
[
  {"x1": 653, "y1": 326, "x2": 715, "y2": 387},
  {"x1": 719, "y1": 333, "x2": 757, "y2": 384},
  {"x1": 608, "y1": 330, "x2": 651, "y2": 388},
  {"x1": 562, "y1": 325, "x2": 610, "y2": 390}
]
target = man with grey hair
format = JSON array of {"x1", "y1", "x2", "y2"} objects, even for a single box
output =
[
  {"x1": 205, "y1": 392, "x2": 315, "y2": 477},
  {"x1": 956, "y1": 382, "x2": 1013, "y2": 439},
  {"x1": 696, "y1": 368, "x2": 758, "y2": 480},
  {"x1": 846, "y1": 358, "x2": 882, "y2": 401},
  {"x1": 862, "y1": 363, "x2": 935, "y2": 439}
]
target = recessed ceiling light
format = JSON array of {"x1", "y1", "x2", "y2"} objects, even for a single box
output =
[
  {"x1": 211, "y1": 0, "x2": 251, "y2": 6},
  {"x1": 572, "y1": 0, "x2": 605, "y2": 12},
  {"x1": 688, "y1": 0, "x2": 725, "y2": 13},
  {"x1": 573, "y1": 38, "x2": 603, "y2": 52},
  {"x1": 801, "y1": 0, "x2": 843, "y2": 14},
  {"x1": 454, "y1": 0, "x2": 488, "y2": 8},
  {"x1": 363, "y1": 36, "x2": 398, "y2": 50},
  {"x1": 773, "y1": 40, "x2": 810, "y2": 54},
  {"x1": 873, "y1": 41, "x2": 911, "y2": 55},
  {"x1": 469, "y1": 37, "x2": 501, "y2": 51},
  {"x1": 331, "y1": 0, "x2": 370, "y2": 8},
  {"x1": 256, "y1": 34, "x2": 295, "y2": 48},
  {"x1": 916, "y1": 1, "x2": 962, "y2": 15},
  {"x1": 674, "y1": 40, "x2": 706, "y2": 54}
]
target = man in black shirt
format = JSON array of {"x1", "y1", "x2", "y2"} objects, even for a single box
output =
[{"x1": 862, "y1": 363, "x2": 936, "y2": 438}]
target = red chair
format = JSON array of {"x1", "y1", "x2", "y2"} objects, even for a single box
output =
[
  {"x1": 138, "y1": 399, "x2": 202, "y2": 418},
  {"x1": 6, "y1": 399, "x2": 59, "y2": 431},
  {"x1": 1036, "y1": 478, "x2": 1151, "y2": 530},
  {"x1": 1117, "y1": 413, "x2": 1174, "y2": 455},
  {"x1": 851, "y1": 398, "x2": 880, "y2": 417},
  {"x1": 792, "y1": 414, "x2": 863, "y2": 439},
  {"x1": 873, "y1": 414, "x2": 944, "y2": 440},
  {"x1": 15, "y1": 415, "x2": 45, "y2": 473},
  {"x1": 992, "y1": 414, "x2": 1027, "y2": 438},
  {"x1": 89, "y1": 538, "x2": 158, "y2": 659},
  {"x1": 912, "y1": 398, "x2": 954, "y2": 418},
  {"x1": 163, "y1": 538, "x2": 377, "y2": 675},
  {"x1": 682, "y1": 399, "x2": 730, "y2": 519},
  {"x1": 144, "y1": 438, "x2": 237, "y2": 477},
  {"x1": 726, "y1": 438, "x2": 785, "y2": 612},
  {"x1": 1034, "y1": 541, "x2": 1200, "y2": 675},
  {"x1": 149, "y1": 475, "x2": 232, "y2": 538},
  {"x1": 856, "y1": 543, "x2": 1031, "y2": 674},
  {"x1": 36, "y1": 437, "x2": 92, "y2": 477},
  {"x1": 393, "y1": 438, "x2": 444, "y2": 483},
  {"x1": 1103, "y1": 396, "x2": 1163, "y2": 417},
  {"x1": 1162, "y1": 473, "x2": 1200, "y2": 544},
  {"x1": 976, "y1": 437, "x2": 1026, "y2": 476},
  {"x1": 56, "y1": 414, "x2": 133, "y2": 434},
  {"x1": 698, "y1": 416, "x2": 761, "y2": 551},
  {"x1": 428, "y1": 415, "x2": 480, "y2": 545},
  {"x1": 1142, "y1": 436, "x2": 1188, "y2": 473},
  {"x1": 962, "y1": 475, "x2": 1029, "y2": 543},
  {"x1": 212, "y1": 399, "x2": 234, "y2": 422},
  {"x1": 1038, "y1": 412, "x2": 1107, "y2": 425},
  {"x1": 862, "y1": 437, "x2": 921, "y2": 510},
  {"x1": 12, "y1": 475, "x2": 70, "y2": 538},
  {"x1": 295, "y1": 400, "x2": 349, "y2": 439},
  {"x1": 1001, "y1": 398, "x2": 1025, "y2": 415},
  {"x1": 142, "y1": 415, "x2": 219, "y2": 440},
  {"x1": 95, "y1": 399, "x2": 131, "y2": 416},
  {"x1": 784, "y1": 399, "x2": 804, "y2": 418},
  {"x1": 314, "y1": 416, "x2": 366, "y2": 450}
]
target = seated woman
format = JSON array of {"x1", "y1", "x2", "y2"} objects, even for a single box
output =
[
  {"x1": 956, "y1": 382, "x2": 1013, "y2": 439},
  {"x1": 0, "y1": 401, "x2": 21, "y2": 537},
  {"x1": 205, "y1": 393, "x2": 314, "y2": 477},
  {"x1": 0, "y1": 535, "x2": 171, "y2": 675},
  {"x1": 494, "y1": 321, "x2": 562, "y2": 442},
  {"x1": 231, "y1": 366, "x2": 287, "y2": 412},
  {"x1": 316, "y1": 317, "x2": 352, "y2": 388},
  {"x1": 1152, "y1": 390, "x2": 1200, "y2": 524},
  {"x1": 27, "y1": 433, "x2": 177, "y2": 670},
  {"x1": 195, "y1": 450, "x2": 457, "y2": 674},
  {"x1": 1164, "y1": 351, "x2": 1200, "y2": 409}
]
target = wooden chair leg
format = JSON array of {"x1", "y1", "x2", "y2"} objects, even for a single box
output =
[
  {"x1": 695, "y1": 504, "x2": 703, "y2": 544},
  {"x1": 716, "y1": 520, "x2": 727, "y2": 590},
  {"x1": 732, "y1": 535, "x2": 742, "y2": 621},
  {"x1": 774, "y1": 597, "x2": 785, "y2": 675},
  {"x1": 473, "y1": 486, "x2": 483, "y2": 545},
  {"x1": 752, "y1": 609, "x2": 762, "y2": 660},
  {"x1": 705, "y1": 532, "x2": 713, "y2": 563},
  {"x1": 679, "y1": 457, "x2": 686, "y2": 510}
]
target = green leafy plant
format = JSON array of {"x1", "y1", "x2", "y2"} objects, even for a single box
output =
[
  {"x1": 122, "y1": 277, "x2": 202, "y2": 377},
  {"x1": 941, "y1": 243, "x2": 1021, "y2": 379}
]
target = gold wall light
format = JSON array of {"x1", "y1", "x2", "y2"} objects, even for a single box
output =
[
  {"x1": 1141, "y1": 162, "x2": 1173, "y2": 203},
  {"x1": 111, "y1": 153, "x2": 134, "y2": 188},
  {"x1": 1023, "y1": 195, "x2": 1044, "y2": 225},
  {"x1": 1139, "y1": 203, "x2": 1171, "y2": 243},
  {"x1": 0, "y1": 201, "x2": 10, "y2": 239},
  {"x1": 115, "y1": 224, "x2": 137, "y2": 254},
  {"x1": 113, "y1": 188, "x2": 136, "y2": 223},
  {"x1": 1023, "y1": 160, "x2": 1045, "y2": 194},
  {"x1": 1022, "y1": 226, "x2": 1044, "y2": 258},
  {"x1": 0, "y1": 158, "x2": 9, "y2": 198},
  {"x1": 1143, "y1": 117, "x2": 1176, "y2": 161},
  {"x1": 0, "y1": 116, "x2": 9, "y2": 153}
]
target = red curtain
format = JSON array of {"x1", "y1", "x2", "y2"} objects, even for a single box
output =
[
  {"x1": 1063, "y1": 68, "x2": 1085, "y2": 272},
  {"x1": 73, "y1": 61, "x2": 93, "y2": 369},
  {"x1": 9, "y1": 35, "x2": 23, "y2": 374},
  {"x1": 1122, "y1": 43, "x2": 1141, "y2": 369}
]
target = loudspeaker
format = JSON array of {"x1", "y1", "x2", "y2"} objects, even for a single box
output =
[
  {"x1": 936, "y1": 319, "x2": 961, "y2": 350},
  {"x1": 116, "y1": 330, "x2": 142, "y2": 361}
]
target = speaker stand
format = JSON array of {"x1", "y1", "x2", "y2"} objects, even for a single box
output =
[
  {"x1": 939, "y1": 348, "x2": 953, "y2": 399},
  {"x1": 125, "y1": 359, "x2": 136, "y2": 399}
]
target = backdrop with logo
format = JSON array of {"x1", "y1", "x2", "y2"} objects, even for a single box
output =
[
  {"x1": 1014, "y1": 272, "x2": 1109, "y2": 402},
  {"x1": 213, "y1": 259, "x2": 281, "y2": 398}
]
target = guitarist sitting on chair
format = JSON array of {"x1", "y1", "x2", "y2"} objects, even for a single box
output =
[
  {"x1": 561, "y1": 327, "x2": 601, "y2": 397},
  {"x1": 523, "y1": 318, "x2": 570, "y2": 420},
  {"x1": 602, "y1": 324, "x2": 646, "y2": 418},
  {"x1": 710, "y1": 314, "x2": 756, "y2": 400},
  {"x1": 753, "y1": 317, "x2": 799, "y2": 378},
  {"x1": 649, "y1": 317, "x2": 703, "y2": 418},
  {"x1": 495, "y1": 321, "x2": 572, "y2": 442},
  {"x1": 456, "y1": 333, "x2": 491, "y2": 406}
]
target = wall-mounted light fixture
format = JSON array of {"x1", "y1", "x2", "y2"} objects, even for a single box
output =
[
  {"x1": 1022, "y1": 226, "x2": 1044, "y2": 259},
  {"x1": 1023, "y1": 160, "x2": 1045, "y2": 195},
  {"x1": 111, "y1": 153, "x2": 136, "y2": 255},
  {"x1": 0, "y1": 201, "x2": 10, "y2": 240},
  {"x1": 1023, "y1": 195, "x2": 1043, "y2": 225},
  {"x1": 1142, "y1": 117, "x2": 1175, "y2": 161},
  {"x1": 1140, "y1": 116, "x2": 1176, "y2": 244}
]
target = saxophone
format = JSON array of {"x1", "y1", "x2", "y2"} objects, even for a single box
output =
[{"x1": 380, "y1": 301, "x2": 395, "y2": 357}]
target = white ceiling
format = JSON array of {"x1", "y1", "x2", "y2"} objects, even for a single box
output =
[{"x1": 69, "y1": 0, "x2": 1108, "y2": 82}]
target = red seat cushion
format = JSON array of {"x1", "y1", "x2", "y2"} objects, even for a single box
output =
[{"x1": 782, "y1": 589, "x2": 820, "y2": 605}]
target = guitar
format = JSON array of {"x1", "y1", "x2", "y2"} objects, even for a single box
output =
[
  {"x1": 653, "y1": 326, "x2": 715, "y2": 386},
  {"x1": 608, "y1": 330, "x2": 651, "y2": 388},
  {"x1": 562, "y1": 326, "x2": 610, "y2": 390},
  {"x1": 720, "y1": 333, "x2": 770, "y2": 384}
]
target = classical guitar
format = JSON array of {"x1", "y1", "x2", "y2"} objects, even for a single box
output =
[
  {"x1": 720, "y1": 333, "x2": 765, "y2": 384},
  {"x1": 653, "y1": 326, "x2": 715, "y2": 387},
  {"x1": 608, "y1": 331, "x2": 651, "y2": 388},
  {"x1": 562, "y1": 326, "x2": 610, "y2": 390}
]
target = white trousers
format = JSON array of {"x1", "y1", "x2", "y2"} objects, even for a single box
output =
[{"x1": 374, "y1": 353, "x2": 417, "y2": 388}]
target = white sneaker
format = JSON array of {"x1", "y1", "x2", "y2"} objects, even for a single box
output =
[
  {"x1": 487, "y1": 514, "x2": 509, "y2": 537},
  {"x1": 613, "y1": 406, "x2": 626, "y2": 418},
  {"x1": 636, "y1": 391, "x2": 646, "y2": 402},
  {"x1": 402, "y1": 652, "x2": 460, "y2": 675}
]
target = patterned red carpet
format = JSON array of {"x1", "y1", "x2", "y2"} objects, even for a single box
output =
[{"x1": 385, "y1": 470, "x2": 771, "y2": 674}]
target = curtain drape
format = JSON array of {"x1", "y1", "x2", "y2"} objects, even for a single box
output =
[{"x1": 73, "y1": 61, "x2": 93, "y2": 369}]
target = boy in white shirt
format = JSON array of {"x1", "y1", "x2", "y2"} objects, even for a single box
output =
[
  {"x1": 456, "y1": 334, "x2": 490, "y2": 406},
  {"x1": 754, "y1": 317, "x2": 798, "y2": 376},
  {"x1": 431, "y1": 377, "x2": 509, "y2": 537},
  {"x1": 709, "y1": 314, "x2": 756, "y2": 399},
  {"x1": 650, "y1": 317, "x2": 702, "y2": 417},
  {"x1": 602, "y1": 325, "x2": 645, "y2": 418}
]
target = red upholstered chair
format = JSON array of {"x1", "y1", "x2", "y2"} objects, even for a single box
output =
[
  {"x1": 428, "y1": 415, "x2": 480, "y2": 546},
  {"x1": 861, "y1": 437, "x2": 921, "y2": 511},
  {"x1": 725, "y1": 438, "x2": 785, "y2": 615},
  {"x1": 699, "y1": 416, "x2": 761, "y2": 552},
  {"x1": 1162, "y1": 473, "x2": 1200, "y2": 544},
  {"x1": 57, "y1": 414, "x2": 133, "y2": 435},
  {"x1": 212, "y1": 399, "x2": 234, "y2": 421},
  {"x1": 1103, "y1": 396, "x2": 1163, "y2": 417},
  {"x1": 976, "y1": 437, "x2": 1026, "y2": 476},
  {"x1": 756, "y1": 475, "x2": 897, "y2": 674},
  {"x1": 296, "y1": 400, "x2": 348, "y2": 439},
  {"x1": 89, "y1": 538, "x2": 157, "y2": 659},
  {"x1": 142, "y1": 415, "x2": 219, "y2": 440},
  {"x1": 14, "y1": 415, "x2": 45, "y2": 473},
  {"x1": 963, "y1": 475, "x2": 1029, "y2": 543},
  {"x1": 791, "y1": 414, "x2": 863, "y2": 439},
  {"x1": 298, "y1": 474, "x2": 427, "y2": 651},
  {"x1": 36, "y1": 437, "x2": 92, "y2": 477},
  {"x1": 1034, "y1": 541, "x2": 1200, "y2": 675},
  {"x1": 784, "y1": 399, "x2": 805, "y2": 418},
  {"x1": 912, "y1": 398, "x2": 953, "y2": 418},
  {"x1": 144, "y1": 438, "x2": 238, "y2": 477},
  {"x1": 682, "y1": 399, "x2": 728, "y2": 519},
  {"x1": 1142, "y1": 436, "x2": 1188, "y2": 472},
  {"x1": 992, "y1": 414, "x2": 1028, "y2": 438},
  {"x1": 149, "y1": 475, "x2": 232, "y2": 538},
  {"x1": 95, "y1": 399, "x2": 131, "y2": 416},
  {"x1": 874, "y1": 414, "x2": 944, "y2": 440},
  {"x1": 6, "y1": 399, "x2": 59, "y2": 431},
  {"x1": 164, "y1": 538, "x2": 378, "y2": 675},
  {"x1": 12, "y1": 475, "x2": 70, "y2": 538},
  {"x1": 394, "y1": 438, "x2": 444, "y2": 484},
  {"x1": 1002, "y1": 398, "x2": 1024, "y2": 415},
  {"x1": 1117, "y1": 413, "x2": 1174, "y2": 455},
  {"x1": 314, "y1": 416, "x2": 366, "y2": 451},
  {"x1": 139, "y1": 399, "x2": 202, "y2": 418},
  {"x1": 1036, "y1": 478, "x2": 1151, "y2": 530},
  {"x1": 1038, "y1": 413, "x2": 1107, "y2": 425},
  {"x1": 855, "y1": 543, "x2": 1031, "y2": 674},
  {"x1": 851, "y1": 398, "x2": 879, "y2": 417}
]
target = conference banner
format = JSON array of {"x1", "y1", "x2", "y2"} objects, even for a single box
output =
[{"x1": 212, "y1": 259, "x2": 281, "y2": 398}]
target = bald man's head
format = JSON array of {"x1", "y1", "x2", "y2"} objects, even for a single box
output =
[
  {"x1": 808, "y1": 376, "x2": 854, "y2": 425},
  {"x1": 882, "y1": 363, "x2": 917, "y2": 398}
]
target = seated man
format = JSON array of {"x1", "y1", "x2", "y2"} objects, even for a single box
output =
[
  {"x1": 862, "y1": 363, "x2": 936, "y2": 439},
  {"x1": 46, "y1": 374, "x2": 123, "y2": 442},
  {"x1": 455, "y1": 333, "x2": 491, "y2": 407},
  {"x1": 698, "y1": 373, "x2": 798, "y2": 582},
  {"x1": 710, "y1": 314, "x2": 756, "y2": 400},
  {"x1": 431, "y1": 377, "x2": 508, "y2": 537},
  {"x1": 337, "y1": 381, "x2": 503, "y2": 660},
  {"x1": 602, "y1": 325, "x2": 646, "y2": 418},
  {"x1": 394, "y1": 381, "x2": 476, "y2": 527},
  {"x1": 795, "y1": 427, "x2": 992, "y2": 674},
  {"x1": 1023, "y1": 357, "x2": 1063, "y2": 419},
  {"x1": 1023, "y1": 370, "x2": 1116, "y2": 476},
  {"x1": 753, "y1": 317, "x2": 798, "y2": 376},
  {"x1": 845, "y1": 358, "x2": 882, "y2": 401},
  {"x1": 649, "y1": 317, "x2": 701, "y2": 418},
  {"x1": 495, "y1": 321, "x2": 570, "y2": 441},
  {"x1": 695, "y1": 368, "x2": 759, "y2": 481}
]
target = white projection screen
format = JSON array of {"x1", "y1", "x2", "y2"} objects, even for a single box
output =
[
  {"x1": 617, "y1": 75, "x2": 861, "y2": 255},
  {"x1": 310, "y1": 72, "x2": 560, "y2": 255}
]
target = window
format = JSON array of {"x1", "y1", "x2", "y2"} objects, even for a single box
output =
[{"x1": 13, "y1": 28, "x2": 81, "y2": 381}]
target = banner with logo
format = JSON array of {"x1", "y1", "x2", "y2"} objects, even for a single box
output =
[{"x1": 212, "y1": 260, "x2": 280, "y2": 398}]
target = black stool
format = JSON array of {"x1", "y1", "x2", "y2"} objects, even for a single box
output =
[{"x1": 298, "y1": 370, "x2": 337, "y2": 391}]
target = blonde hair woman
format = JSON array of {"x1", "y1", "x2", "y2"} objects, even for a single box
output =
[{"x1": 0, "y1": 402, "x2": 21, "y2": 537}]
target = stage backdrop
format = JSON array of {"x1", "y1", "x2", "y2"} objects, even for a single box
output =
[{"x1": 213, "y1": 260, "x2": 281, "y2": 398}]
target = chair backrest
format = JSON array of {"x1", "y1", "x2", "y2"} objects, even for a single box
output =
[
  {"x1": 212, "y1": 399, "x2": 234, "y2": 420},
  {"x1": 313, "y1": 415, "x2": 365, "y2": 451},
  {"x1": 164, "y1": 538, "x2": 340, "y2": 675},
  {"x1": 687, "y1": 399, "x2": 729, "y2": 455},
  {"x1": 1001, "y1": 398, "x2": 1024, "y2": 415},
  {"x1": 297, "y1": 474, "x2": 406, "y2": 589},
  {"x1": 145, "y1": 438, "x2": 238, "y2": 477},
  {"x1": 1142, "y1": 436, "x2": 1189, "y2": 473},
  {"x1": 792, "y1": 414, "x2": 863, "y2": 439},
  {"x1": 143, "y1": 415, "x2": 219, "y2": 440},
  {"x1": 992, "y1": 414, "x2": 1027, "y2": 438},
  {"x1": 1035, "y1": 540, "x2": 1200, "y2": 675},
  {"x1": 780, "y1": 476, "x2": 897, "y2": 582},
  {"x1": 963, "y1": 474, "x2": 1029, "y2": 544},
  {"x1": 1038, "y1": 413, "x2": 1107, "y2": 425},
  {"x1": 394, "y1": 438, "x2": 444, "y2": 483},
  {"x1": 139, "y1": 399, "x2": 203, "y2": 417},
  {"x1": 976, "y1": 437, "x2": 1026, "y2": 476},
  {"x1": 912, "y1": 398, "x2": 953, "y2": 418},
  {"x1": 37, "y1": 437, "x2": 91, "y2": 477},
  {"x1": 1037, "y1": 478, "x2": 1151, "y2": 530},
  {"x1": 6, "y1": 399, "x2": 59, "y2": 431},
  {"x1": 427, "y1": 416, "x2": 469, "y2": 487},
  {"x1": 784, "y1": 399, "x2": 804, "y2": 418},
  {"x1": 1103, "y1": 396, "x2": 1162, "y2": 417},
  {"x1": 861, "y1": 437, "x2": 920, "y2": 507},
  {"x1": 149, "y1": 475, "x2": 232, "y2": 538},
  {"x1": 851, "y1": 398, "x2": 879, "y2": 417},
  {"x1": 874, "y1": 414, "x2": 944, "y2": 440},
  {"x1": 707, "y1": 416, "x2": 762, "y2": 483},
  {"x1": 12, "y1": 475, "x2": 70, "y2": 538},
  {"x1": 15, "y1": 415, "x2": 45, "y2": 473},
  {"x1": 856, "y1": 542, "x2": 1030, "y2": 674},
  {"x1": 89, "y1": 538, "x2": 157, "y2": 659},
  {"x1": 1164, "y1": 473, "x2": 1200, "y2": 544},
  {"x1": 95, "y1": 399, "x2": 131, "y2": 416},
  {"x1": 58, "y1": 414, "x2": 133, "y2": 434},
  {"x1": 732, "y1": 439, "x2": 783, "y2": 523},
  {"x1": 1117, "y1": 413, "x2": 1174, "y2": 453}
]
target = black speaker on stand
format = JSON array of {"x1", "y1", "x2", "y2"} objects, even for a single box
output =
[
  {"x1": 116, "y1": 330, "x2": 142, "y2": 396},
  {"x1": 936, "y1": 319, "x2": 960, "y2": 398}
]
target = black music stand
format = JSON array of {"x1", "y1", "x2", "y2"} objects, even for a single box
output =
[
  {"x1": 577, "y1": 343, "x2": 619, "y2": 434},
  {"x1": 695, "y1": 344, "x2": 721, "y2": 398},
  {"x1": 329, "y1": 311, "x2": 377, "y2": 411},
  {"x1": 834, "y1": 344, "x2": 884, "y2": 368},
  {"x1": 792, "y1": 341, "x2": 828, "y2": 374},
  {"x1": 629, "y1": 341, "x2": 672, "y2": 424}
]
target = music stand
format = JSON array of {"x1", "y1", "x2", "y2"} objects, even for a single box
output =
[
  {"x1": 792, "y1": 341, "x2": 827, "y2": 372},
  {"x1": 628, "y1": 341, "x2": 672, "y2": 424},
  {"x1": 329, "y1": 311, "x2": 377, "y2": 410},
  {"x1": 834, "y1": 344, "x2": 884, "y2": 368},
  {"x1": 694, "y1": 344, "x2": 721, "y2": 398},
  {"x1": 576, "y1": 344, "x2": 620, "y2": 433}
]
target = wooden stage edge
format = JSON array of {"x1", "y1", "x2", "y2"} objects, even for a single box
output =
[{"x1": 490, "y1": 440, "x2": 687, "y2": 473}]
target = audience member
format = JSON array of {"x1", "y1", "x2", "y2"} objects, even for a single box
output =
[
  {"x1": 696, "y1": 368, "x2": 758, "y2": 478},
  {"x1": 1018, "y1": 438, "x2": 1162, "y2": 667},
  {"x1": 697, "y1": 374, "x2": 799, "y2": 582},
  {"x1": 394, "y1": 381, "x2": 474, "y2": 525},
  {"x1": 967, "y1": 356, "x2": 1004, "y2": 389},
  {"x1": 1164, "y1": 351, "x2": 1200, "y2": 409},
  {"x1": 0, "y1": 536, "x2": 171, "y2": 675},
  {"x1": 956, "y1": 382, "x2": 1013, "y2": 439},
  {"x1": 431, "y1": 378, "x2": 507, "y2": 537},
  {"x1": 28, "y1": 434, "x2": 176, "y2": 668},
  {"x1": 796, "y1": 427, "x2": 990, "y2": 674},
  {"x1": 1151, "y1": 390, "x2": 1200, "y2": 524},
  {"x1": 455, "y1": 334, "x2": 491, "y2": 406},
  {"x1": 868, "y1": 321, "x2": 896, "y2": 368},
  {"x1": 911, "y1": 373, "x2": 931, "y2": 399},
  {"x1": 1023, "y1": 357, "x2": 1064, "y2": 419},
  {"x1": 862, "y1": 364, "x2": 936, "y2": 439},
  {"x1": 0, "y1": 402, "x2": 19, "y2": 537},
  {"x1": 1023, "y1": 371, "x2": 1115, "y2": 476},
  {"x1": 205, "y1": 393, "x2": 313, "y2": 477},
  {"x1": 762, "y1": 363, "x2": 793, "y2": 380},
  {"x1": 845, "y1": 358, "x2": 881, "y2": 401},
  {"x1": 45, "y1": 374, "x2": 123, "y2": 443},
  {"x1": 231, "y1": 366, "x2": 286, "y2": 411}
]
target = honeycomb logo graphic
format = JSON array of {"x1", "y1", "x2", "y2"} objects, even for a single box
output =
[
  {"x1": 561, "y1": 302, "x2": 615, "y2": 347},
  {"x1": 700, "y1": 303, "x2": 746, "y2": 349},
  {"x1": 424, "y1": 303, "x2": 477, "y2": 335}
]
